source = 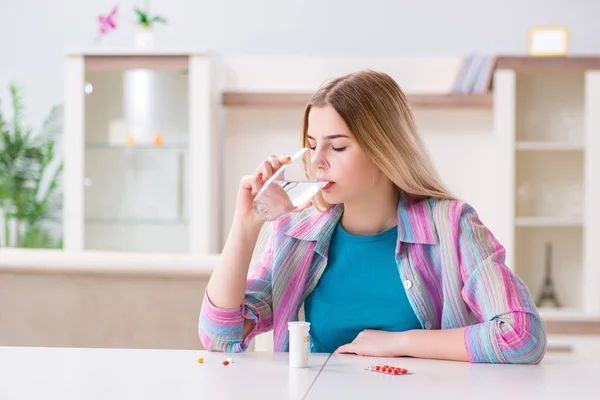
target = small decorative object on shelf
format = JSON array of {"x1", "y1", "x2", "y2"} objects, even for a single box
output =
[
  {"x1": 451, "y1": 53, "x2": 496, "y2": 94},
  {"x1": 126, "y1": 134, "x2": 136, "y2": 146},
  {"x1": 134, "y1": 2, "x2": 167, "y2": 49},
  {"x1": 96, "y1": 5, "x2": 119, "y2": 43},
  {"x1": 536, "y1": 242, "x2": 562, "y2": 308},
  {"x1": 94, "y1": 2, "x2": 167, "y2": 49},
  {"x1": 528, "y1": 26, "x2": 569, "y2": 57}
]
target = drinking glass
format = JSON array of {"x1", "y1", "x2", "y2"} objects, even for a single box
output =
[{"x1": 253, "y1": 148, "x2": 328, "y2": 221}]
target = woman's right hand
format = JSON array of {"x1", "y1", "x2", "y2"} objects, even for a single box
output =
[{"x1": 233, "y1": 154, "x2": 292, "y2": 228}]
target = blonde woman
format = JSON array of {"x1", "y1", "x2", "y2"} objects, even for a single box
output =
[{"x1": 199, "y1": 70, "x2": 547, "y2": 364}]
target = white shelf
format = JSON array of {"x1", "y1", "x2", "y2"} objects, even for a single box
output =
[
  {"x1": 538, "y1": 307, "x2": 592, "y2": 321},
  {"x1": 516, "y1": 217, "x2": 583, "y2": 227},
  {"x1": 85, "y1": 142, "x2": 188, "y2": 150},
  {"x1": 496, "y1": 63, "x2": 600, "y2": 323},
  {"x1": 516, "y1": 142, "x2": 584, "y2": 151},
  {"x1": 66, "y1": 48, "x2": 209, "y2": 56},
  {"x1": 85, "y1": 218, "x2": 188, "y2": 225}
]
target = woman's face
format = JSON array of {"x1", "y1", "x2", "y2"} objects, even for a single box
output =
[{"x1": 306, "y1": 104, "x2": 389, "y2": 205}]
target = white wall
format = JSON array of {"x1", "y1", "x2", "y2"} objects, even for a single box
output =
[
  {"x1": 2, "y1": 0, "x2": 600, "y2": 127},
  {"x1": 223, "y1": 107, "x2": 496, "y2": 247},
  {"x1": 1, "y1": 0, "x2": 598, "y2": 251}
]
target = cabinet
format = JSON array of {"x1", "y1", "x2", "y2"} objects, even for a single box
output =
[
  {"x1": 495, "y1": 57, "x2": 600, "y2": 319},
  {"x1": 63, "y1": 50, "x2": 220, "y2": 254}
]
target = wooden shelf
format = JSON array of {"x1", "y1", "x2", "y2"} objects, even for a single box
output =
[
  {"x1": 516, "y1": 217, "x2": 583, "y2": 227},
  {"x1": 516, "y1": 141, "x2": 585, "y2": 151},
  {"x1": 221, "y1": 92, "x2": 493, "y2": 108},
  {"x1": 545, "y1": 319, "x2": 600, "y2": 335},
  {"x1": 84, "y1": 55, "x2": 190, "y2": 71},
  {"x1": 496, "y1": 56, "x2": 600, "y2": 72}
]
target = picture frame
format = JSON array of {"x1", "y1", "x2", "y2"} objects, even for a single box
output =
[{"x1": 528, "y1": 26, "x2": 569, "y2": 56}]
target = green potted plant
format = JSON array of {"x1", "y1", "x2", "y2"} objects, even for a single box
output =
[
  {"x1": 0, "y1": 83, "x2": 63, "y2": 248},
  {"x1": 134, "y1": 5, "x2": 167, "y2": 49}
]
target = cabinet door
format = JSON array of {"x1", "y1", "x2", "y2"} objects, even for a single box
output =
[{"x1": 82, "y1": 65, "x2": 190, "y2": 253}]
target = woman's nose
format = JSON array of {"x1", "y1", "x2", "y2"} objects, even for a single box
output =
[{"x1": 311, "y1": 149, "x2": 329, "y2": 171}]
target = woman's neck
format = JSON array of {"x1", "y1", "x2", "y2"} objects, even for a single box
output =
[{"x1": 340, "y1": 185, "x2": 400, "y2": 236}]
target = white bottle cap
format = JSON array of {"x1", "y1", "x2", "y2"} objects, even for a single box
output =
[{"x1": 288, "y1": 321, "x2": 310, "y2": 331}]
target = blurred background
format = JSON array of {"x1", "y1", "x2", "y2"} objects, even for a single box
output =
[{"x1": 1, "y1": 0, "x2": 599, "y2": 352}]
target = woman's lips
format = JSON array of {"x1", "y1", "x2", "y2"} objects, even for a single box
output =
[{"x1": 322, "y1": 182, "x2": 335, "y2": 191}]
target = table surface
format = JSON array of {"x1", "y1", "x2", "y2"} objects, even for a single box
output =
[
  {"x1": 0, "y1": 346, "x2": 329, "y2": 400},
  {"x1": 1, "y1": 346, "x2": 600, "y2": 400},
  {"x1": 310, "y1": 352, "x2": 600, "y2": 400}
]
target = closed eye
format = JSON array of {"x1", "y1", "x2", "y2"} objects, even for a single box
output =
[{"x1": 308, "y1": 145, "x2": 347, "y2": 152}]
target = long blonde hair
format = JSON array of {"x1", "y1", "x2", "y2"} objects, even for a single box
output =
[{"x1": 302, "y1": 70, "x2": 457, "y2": 211}]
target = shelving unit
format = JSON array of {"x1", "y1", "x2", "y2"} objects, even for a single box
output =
[
  {"x1": 63, "y1": 49, "x2": 220, "y2": 254},
  {"x1": 222, "y1": 91, "x2": 493, "y2": 108},
  {"x1": 495, "y1": 56, "x2": 600, "y2": 321}
]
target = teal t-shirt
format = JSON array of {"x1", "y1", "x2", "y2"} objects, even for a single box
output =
[{"x1": 304, "y1": 222, "x2": 422, "y2": 353}]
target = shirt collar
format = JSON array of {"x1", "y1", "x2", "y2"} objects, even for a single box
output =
[{"x1": 284, "y1": 197, "x2": 438, "y2": 255}]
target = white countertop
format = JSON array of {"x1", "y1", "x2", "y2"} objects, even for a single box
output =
[
  {"x1": 1, "y1": 346, "x2": 599, "y2": 400},
  {"x1": 0, "y1": 248, "x2": 219, "y2": 277},
  {"x1": 0, "y1": 347, "x2": 329, "y2": 400},
  {"x1": 310, "y1": 352, "x2": 600, "y2": 400}
]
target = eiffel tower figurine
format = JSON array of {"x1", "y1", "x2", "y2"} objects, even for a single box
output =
[{"x1": 536, "y1": 242, "x2": 562, "y2": 308}]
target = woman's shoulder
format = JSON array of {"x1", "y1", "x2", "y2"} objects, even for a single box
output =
[
  {"x1": 408, "y1": 196, "x2": 484, "y2": 234},
  {"x1": 427, "y1": 197, "x2": 477, "y2": 217},
  {"x1": 403, "y1": 196, "x2": 476, "y2": 220},
  {"x1": 425, "y1": 197, "x2": 495, "y2": 242}
]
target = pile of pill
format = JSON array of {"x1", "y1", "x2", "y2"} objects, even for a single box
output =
[{"x1": 366, "y1": 364, "x2": 408, "y2": 375}]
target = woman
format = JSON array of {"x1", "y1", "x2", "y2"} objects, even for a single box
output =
[{"x1": 198, "y1": 70, "x2": 546, "y2": 364}]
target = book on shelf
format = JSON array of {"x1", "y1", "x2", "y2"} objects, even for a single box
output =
[{"x1": 451, "y1": 54, "x2": 496, "y2": 94}]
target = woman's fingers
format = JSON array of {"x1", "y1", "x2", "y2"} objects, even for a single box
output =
[
  {"x1": 267, "y1": 155, "x2": 282, "y2": 171},
  {"x1": 240, "y1": 174, "x2": 262, "y2": 196},
  {"x1": 255, "y1": 155, "x2": 291, "y2": 184},
  {"x1": 294, "y1": 200, "x2": 313, "y2": 213}
]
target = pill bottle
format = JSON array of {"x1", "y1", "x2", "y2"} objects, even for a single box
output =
[{"x1": 287, "y1": 321, "x2": 310, "y2": 368}]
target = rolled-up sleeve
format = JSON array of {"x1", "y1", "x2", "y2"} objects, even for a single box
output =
[
  {"x1": 198, "y1": 232, "x2": 275, "y2": 353},
  {"x1": 458, "y1": 206, "x2": 547, "y2": 364}
]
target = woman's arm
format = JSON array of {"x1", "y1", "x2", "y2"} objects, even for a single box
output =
[
  {"x1": 199, "y1": 219, "x2": 275, "y2": 352},
  {"x1": 453, "y1": 206, "x2": 547, "y2": 364},
  {"x1": 335, "y1": 327, "x2": 469, "y2": 361},
  {"x1": 205, "y1": 219, "x2": 264, "y2": 309},
  {"x1": 399, "y1": 327, "x2": 469, "y2": 361},
  {"x1": 336, "y1": 205, "x2": 547, "y2": 364}
]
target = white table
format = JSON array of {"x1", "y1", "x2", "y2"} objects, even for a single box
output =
[
  {"x1": 308, "y1": 352, "x2": 600, "y2": 399},
  {"x1": 0, "y1": 346, "x2": 329, "y2": 400},
  {"x1": 2, "y1": 345, "x2": 600, "y2": 399}
]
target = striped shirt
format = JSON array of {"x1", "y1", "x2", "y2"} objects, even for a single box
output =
[{"x1": 198, "y1": 197, "x2": 547, "y2": 364}]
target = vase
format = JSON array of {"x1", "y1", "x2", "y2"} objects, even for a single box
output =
[{"x1": 135, "y1": 26, "x2": 155, "y2": 49}]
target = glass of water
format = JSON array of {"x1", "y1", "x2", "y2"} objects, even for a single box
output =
[{"x1": 253, "y1": 148, "x2": 328, "y2": 221}]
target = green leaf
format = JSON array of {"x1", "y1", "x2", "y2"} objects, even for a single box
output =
[
  {"x1": 0, "y1": 81, "x2": 64, "y2": 248},
  {"x1": 151, "y1": 16, "x2": 167, "y2": 23},
  {"x1": 134, "y1": 8, "x2": 149, "y2": 24}
]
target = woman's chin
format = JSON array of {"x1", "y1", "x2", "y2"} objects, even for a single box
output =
[{"x1": 321, "y1": 192, "x2": 341, "y2": 205}]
